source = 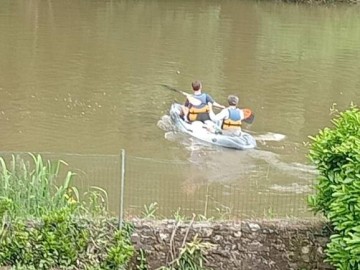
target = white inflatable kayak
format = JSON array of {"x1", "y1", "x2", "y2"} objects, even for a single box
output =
[{"x1": 169, "y1": 103, "x2": 257, "y2": 150}]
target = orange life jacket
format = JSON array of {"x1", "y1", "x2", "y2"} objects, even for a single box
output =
[{"x1": 187, "y1": 94, "x2": 209, "y2": 122}]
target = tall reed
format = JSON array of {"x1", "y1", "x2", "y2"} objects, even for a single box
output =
[{"x1": 0, "y1": 153, "x2": 78, "y2": 218}]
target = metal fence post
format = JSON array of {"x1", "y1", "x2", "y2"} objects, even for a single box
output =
[{"x1": 119, "y1": 149, "x2": 125, "y2": 229}]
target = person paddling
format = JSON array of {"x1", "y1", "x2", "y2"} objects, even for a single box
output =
[
  {"x1": 208, "y1": 95, "x2": 254, "y2": 136},
  {"x1": 181, "y1": 80, "x2": 225, "y2": 123}
]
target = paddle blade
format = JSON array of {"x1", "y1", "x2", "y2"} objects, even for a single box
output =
[
  {"x1": 184, "y1": 94, "x2": 202, "y2": 106},
  {"x1": 242, "y1": 108, "x2": 255, "y2": 124}
]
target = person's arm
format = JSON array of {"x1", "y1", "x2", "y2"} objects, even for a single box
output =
[
  {"x1": 208, "y1": 104, "x2": 216, "y2": 121},
  {"x1": 208, "y1": 103, "x2": 228, "y2": 121},
  {"x1": 213, "y1": 101, "x2": 225, "y2": 109},
  {"x1": 206, "y1": 94, "x2": 225, "y2": 109},
  {"x1": 184, "y1": 99, "x2": 189, "y2": 107}
]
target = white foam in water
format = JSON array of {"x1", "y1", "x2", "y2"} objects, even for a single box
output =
[
  {"x1": 253, "y1": 132, "x2": 286, "y2": 142},
  {"x1": 157, "y1": 115, "x2": 173, "y2": 131},
  {"x1": 270, "y1": 183, "x2": 312, "y2": 194},
  {"x1": 164, "y1": 131, "x2": 176, "y2": 141}
]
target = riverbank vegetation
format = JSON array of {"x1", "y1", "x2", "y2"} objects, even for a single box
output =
[
  {"x1": 0, "y1": 154, "x2": 211, "y2": 270},
  {"x1": 0, "y1": 154, "x2": 134, "y2": 269},
  {"x1": 308, "y1": 104, "x2": 360, "y2": 269}
]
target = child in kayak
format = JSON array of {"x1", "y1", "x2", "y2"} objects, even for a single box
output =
[
  {"x1": 208, "y1": 95, "x2": 254, "y2": 136},
  {"x1": 181, "y1": 80, "x2": 225, "y2": 123}
]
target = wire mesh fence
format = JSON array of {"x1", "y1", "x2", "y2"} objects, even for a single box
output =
[
  {"x1": 124, "y1": 153, "x2": 315, "y2": 219},
  {"x1": 0, "y1": 150, "x2": 316, "y2": 220}
]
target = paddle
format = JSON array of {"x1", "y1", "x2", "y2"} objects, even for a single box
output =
[
  {"x1": 242, "y1": 108, "x2": 255, "y2": 124},
  {"x1": 208, "y1": 102, "x2": 254, "y2": 125},
  {"x1": 160, "y1": 84, "x2": 202, "y2": 106},
  {"x1": 161, "y1": 84, "x2": 254, "y2": 123}
]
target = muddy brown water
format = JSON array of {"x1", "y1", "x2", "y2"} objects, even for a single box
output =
[{"x1": 1, "y1": 0, "x2": 359, "y2": 218}]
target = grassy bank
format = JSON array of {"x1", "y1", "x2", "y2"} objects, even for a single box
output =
[
  {"x1": 0, "y1": 154, "x2": 210, "y2": 270},
  {"x1": 0, "y1": 154, "x2": 135, "y2": 269}
]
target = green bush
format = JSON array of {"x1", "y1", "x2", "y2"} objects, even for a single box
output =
[
  {"x1": 0, "y1": 207, "x2": 135, "y2": 269},
  {"x1": 102, "y1": 230, "x2": 135, "y2": 269},
  {"x1": 0, "y1": 153, "x2": 135, "y2": 270},
  {"x1": 308, "y1": 105, "x2": 360, "y2": 270},
  {"x1": 0, "y1": 154, "x2": 213, "y2": 269},
  {"x1": 0, "y1": 207, "x2": 88, "y2": 269}
]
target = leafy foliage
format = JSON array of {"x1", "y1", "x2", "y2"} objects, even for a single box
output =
[
  {"x1": 0, "y1": 154, "x2": 135, "y2": 270},
  {"x1": 0, "y1": 154, "x2": 215, "y2": 270},
  {"x1": 102, "y1": 230, "x2": 135, "y2": 269},
  {"x1": 176, "y1": 235, "x2": 214, "y2": 270},
  {"x1": 0, "y1": 207, "x2": 87, "y2": 268},
  {"x1": 142, "y1": 202, "x2": 158, "y2": 219},
  {"x1": 308, "y1": 105, "x2": 360, "y2": 269},
  {"x1": 0, "y1": 207, "x2": 135, "y2": 269},
  {"x1": 158, "y1": 234, "x2": 215, "y2": 270}
]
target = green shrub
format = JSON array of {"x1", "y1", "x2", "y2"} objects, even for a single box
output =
[
  {"x1": 0, "y1": 208, "x2": 135, "y2": 270},
  {"x1": 176, "y1": 235, "x2": 215, "y2": 270},
  {"x1": 308, "y1": 105, "x2": 360, "y2": 269},
  {"x1": 0, "y1": 206, "x2": 88, "y2": 269},
  {"x1": 102, "y1": 230, "x2": 135, "y2": 269},
  {"x1": 0, "y1": 153, "x2": 136, "y2": 269}
]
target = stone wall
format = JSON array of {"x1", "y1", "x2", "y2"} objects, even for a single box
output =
[{"x1": 131, "y1": 219, "x2": 334, "y2": 270}]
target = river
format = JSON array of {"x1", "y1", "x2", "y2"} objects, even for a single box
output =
[{"x1": 1, "y1": 0, "x2": 359, "y2": 218}]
